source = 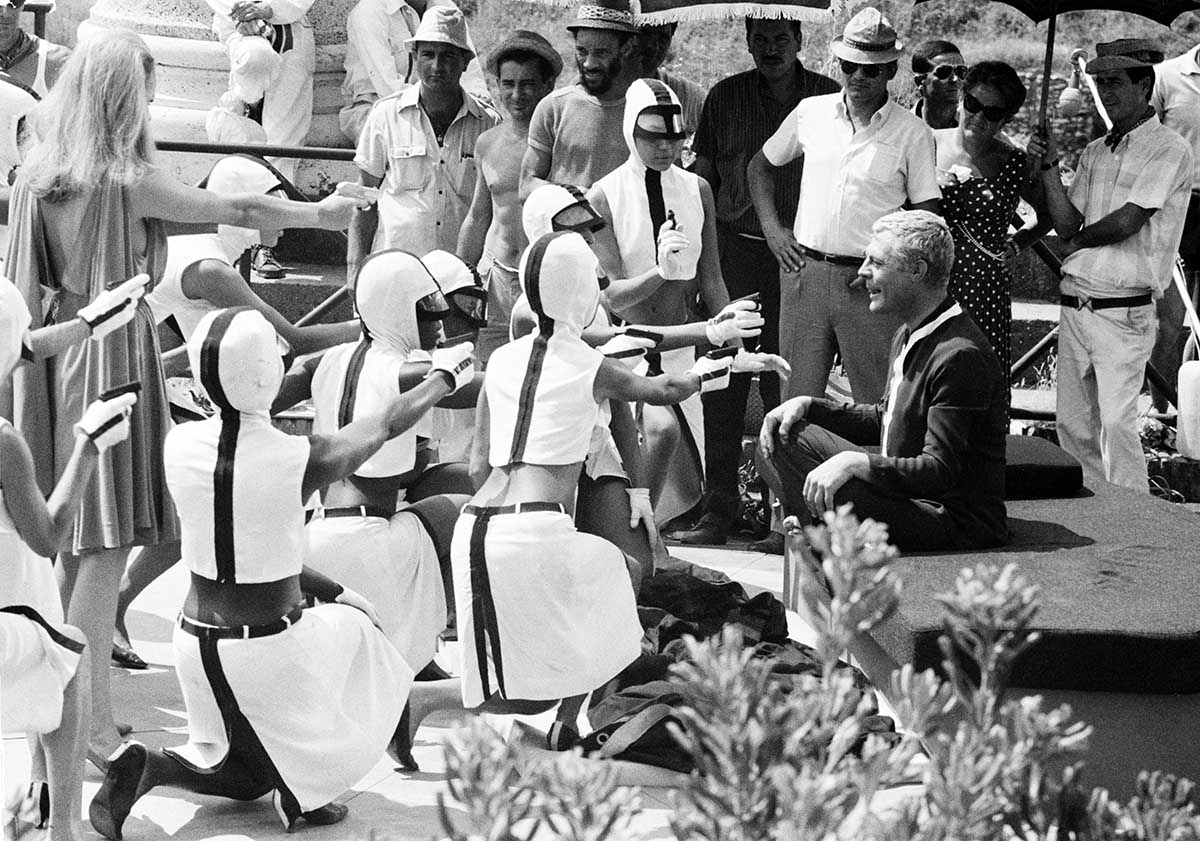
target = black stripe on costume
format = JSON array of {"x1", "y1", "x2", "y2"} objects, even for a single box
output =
[
  {"x1": 467, "y1": 513, "x2": 507, "y2": 699},
  {"x1": 213, "y1": 414, "x2": 240, "y2": 584},
  {"x1": 199, "y1": 307, "x2": 251, "y2": 585},
  {"x1": 0, "y1": 606, "x2": 86, "y2": 655},
  {"x1": 509, "y1": 233, "x2": 565, "y2": 464},
  {"x1": 188, "y1": 636, "x2": 302, "y2": 822},
  {"x1": 645, "y1": 77, "x2": 674, "y2": 105},
  {"x1": 336, "y1": 339, "x2": 372, "y2": 429}
]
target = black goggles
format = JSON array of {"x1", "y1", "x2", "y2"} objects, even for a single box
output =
[
  {"x1": 632, "y1": 106, "x2": 686, "y2": 142},
  {"x1": 416, "y1": 289, "x2": 451, "y2": 322},
  {"x1": 448, "y1": 286, "x2": 488, "y2": 329},
  {"x1": 962, "y1": 91, "x2": 1009, "y2": 122},
  {"x1": 551, "y1": 200, "x2": 607, "y2": 235},
  {"x1": 840, "y1": 60, "x2": 886, "y2": 78}
]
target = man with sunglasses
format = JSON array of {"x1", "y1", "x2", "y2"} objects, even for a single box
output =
[
  {"x1": 748, "y1": 7, "x2": 940, "y2": 408},
  {"x1": 1030, "y1": 39, "x2": 1192, "y2": 493},
  {"x1": 910, "y1": 39, "x2": 967, "y2": 130},
  {"x1": 0, "y1": 0, "x2": 69, "y2": 97}
]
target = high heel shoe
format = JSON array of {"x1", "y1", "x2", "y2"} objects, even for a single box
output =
[
  {"x1": 386, "y1": 704, "x2": 419, "y2": 772},
  {"x1": 89, "y1": 741, "x2": 147, "y2": 841},
  {"x1": 111, "y1": 639, "x2": 148, "y2": 670}
]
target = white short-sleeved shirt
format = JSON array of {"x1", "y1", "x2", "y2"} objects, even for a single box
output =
[
  {"x1": 761, "y1": 93, "x2": 941, "y2": 256},
  {"x1": 355, "y1": 84, "x2": 499, "y2": 254},
  {"x1": 1152, "y1": 46, "x2": 1200, "y2": 189},
  {"x1": 1062, "y1": 117, "x2": 1193, "y2": 298}
]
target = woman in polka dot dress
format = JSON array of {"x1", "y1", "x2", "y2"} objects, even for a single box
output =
[{"x1": 934, "y1": 61, "x2": 1051, "y2": 385}]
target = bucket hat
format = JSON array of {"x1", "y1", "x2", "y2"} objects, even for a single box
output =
[{"x1": 830, "y1": 8, "x2": 904, "y2": 65}]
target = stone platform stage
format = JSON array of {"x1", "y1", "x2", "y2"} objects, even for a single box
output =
[{"x1": 864, "y1": 480, "x2": 1200, "y2": 797}]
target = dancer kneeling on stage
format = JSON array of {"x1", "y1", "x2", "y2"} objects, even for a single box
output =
[
  {"x1": 89, "y1": 308, "x2": 476, "y2": 839},
  {"x1": 285, "y1": 250, "x2": 478, "y2": 678},
  {"x1": 0, "y1": 275, "x2": 142, "y2": 841},
  {"x1": 455, "y1": 231, "x2": 733, "y2": 744}
]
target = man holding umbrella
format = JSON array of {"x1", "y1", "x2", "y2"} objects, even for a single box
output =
[{"x1": 1031, "y1": 39, "x2": 1193, "y2": 492}]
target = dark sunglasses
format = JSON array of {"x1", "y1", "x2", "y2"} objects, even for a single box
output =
[
  {"x1": 916, "y1": 63, "x2": 968, "y2": 84},
  {"x1": 839, "y1": 60, "x2": 885, "y2": 78},
  {"x1": 962, "y1": 91, "x2": 1010, "y2": 122}
]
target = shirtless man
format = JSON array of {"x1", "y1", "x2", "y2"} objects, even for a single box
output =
[{"x1": 457, "y1": 31, "x2": 561, "y2": 363}]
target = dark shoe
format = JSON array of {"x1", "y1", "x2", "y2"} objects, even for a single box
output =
[
  {"x1": 671, "y1": 514, "x2": 730, "y2": 546},
  {"x1": 89, "y1": 742, "x2": 147, "y2": 841},
  {"x1": 750, "y1": 532, "x2": 785, "y2": 555},
  {"x1": 299, "y1": 802, "x2": 349, "y2": 828},
  {"x1": 414, "y1": 660, "x2": 452, "y2": 681},
  {"x1": 386, "y1": 705, "x2": 419, "y2": 772},
  {"x1": 251, "y1": 245, "x2": 288, "y2": 279},
  {"x1": 112, "y1": 640, "x2": 148, "y2": 670}
]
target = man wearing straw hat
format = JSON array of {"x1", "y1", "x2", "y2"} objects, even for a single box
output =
[
  {"x1": 458, "y1": 31, "x2": 562, "y2": 362},
  {"x1": 1031, "y1": 39, "x2": 1192, "y2": 492},
  {"x1": 747, "y1": 7, "x2": 940, "y2": 408},
  {"x1": 519, "y1": 0, "x2": 640, "y2": 198},
  {"x1": 348, "y1": 5, "x2": 499, "y2": 286}
]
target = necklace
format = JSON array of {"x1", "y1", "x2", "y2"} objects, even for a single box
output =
[{"x1": 0, "y1": 29, "x2": 35, "y2": 73}]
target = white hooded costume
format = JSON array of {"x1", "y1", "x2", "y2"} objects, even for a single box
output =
[
  {"x1": 305, "y1": 251, "x2": 451, "y2": 668},
  {"x1": 450, "y1": 232, "x2": 642, "y2": 708},
  {"x1": 162, "y1": 307, "x2": 411, "y2": 821},
  {"x1": 0, "y1": 277, "x2": 86, "y2": 735},
  {"x1": 593, "y1": 79, "x2": 707, "y2": 525}
]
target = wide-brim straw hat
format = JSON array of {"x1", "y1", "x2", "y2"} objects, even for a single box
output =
[
  {"x1": 566, "y1": 0, "x2": 638, "y2": 35},
  {"x1": 830, "y1": 7, "x2": 904, "y2": 65},
  {"x1": 486, "y1": 29, "x2": 564, "y2": 78},
  {"x1": 404, "y1": 5, "x2": 475, "y2": 57}
]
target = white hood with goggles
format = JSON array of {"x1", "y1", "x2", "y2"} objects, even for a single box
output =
[
  {"x1": 188, "y1": 308, "x2": 286, "y2": 416},
  {"x1": 423, "y1": 250, "x2": 488, "y2": 331},
  {"x1": 521, "y1": 183, "x2": 607, "y2": 242},
  {"x1": 200, "y1": 156, "x2": 287, "y2": 263},
  {"x1": 519, "y1": 232, "x2": 600, "y2": 336},
  {"x1": 622, "y1": 77, "x2": 686, "y2": 163},
  {"x1": 355, "y1": 249, "x2": 449, "y2": 355}
]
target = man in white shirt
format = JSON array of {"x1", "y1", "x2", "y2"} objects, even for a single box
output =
[
  {"x1": 1153, "y1": 38, "x2": 1200, "y2": 276},
  {"x1": 339, "y1": 0, "x2": 489, "y2": 143},
  {"x1": 347, "y1": 6, "x2": 500, "y2": 286},
  {"x1": 747, "y1": 7, "x2": 940, "y2": 404},
  {"x1": 1032, "y1": 39, "x2": 1193, "y2": 491}
]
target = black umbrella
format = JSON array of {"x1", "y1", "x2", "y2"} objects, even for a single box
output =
[{"x1": 915, "y1": 0, "x2": 1200, "y2": 119}]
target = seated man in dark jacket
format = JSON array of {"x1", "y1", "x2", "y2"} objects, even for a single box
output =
[{"x1": 756, "y1": 210, "x2": 1008, "y2": 551}]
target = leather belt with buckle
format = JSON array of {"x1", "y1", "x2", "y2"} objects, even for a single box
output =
[
  {"x1": 178, "y1": 604, "x2": 304, "y2": 641},
  {"x1": 305, "y1": 505, "x2": 394, "y2": 523},
  {"x1": 1060, "y1": 293, "x2": 1152, "y2": 311},
  {"x1": 802, "y1": 246, "x2": 863, "y2": 267}
]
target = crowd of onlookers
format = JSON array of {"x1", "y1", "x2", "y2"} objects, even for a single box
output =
[{"x1": 1, "y1": 0, "x2": 1198, "y2": 837}]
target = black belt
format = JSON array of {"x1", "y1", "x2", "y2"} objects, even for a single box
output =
[
  {"x1": 802, "y1": 246, "x2": 862, "y2": 267},
  {"x1": 1060, "y1": 293, "x2": 1153, "y2": 310},
  {"x1": 305, "y1": 505, "x2": 393, "y2": 523},
  {"x1": 463, "y1": 502, "x2": 565, "y2": 517},
  {"x1": 178, "y1": 604, "x2": 304, "y2": 641}
]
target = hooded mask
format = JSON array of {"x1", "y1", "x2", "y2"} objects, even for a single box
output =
[
  {"x1": 200, "y1": 156, "x2": 286, "y2": 263},
  {"x1": 188, "y1": 308, "x2": 285, "y2": 416},
  {"x1": 521, "y1": 183, "x2": 606, "y2": 242},
  {"x1": 622, "y1": 78, "x2": 685, "y2": 164},
  {"x1": 423, "y1": 249, "x2": 488, "y2": 331},
  {"x1": 519, "y1": 232, "x2": 599, "y2": 335},
  {"x1": 0, "y1": 276, "x2": 34, "y2": 383},
  {"x1": 354, "y1": 249, "x2": 448, "y2": 354},
  {"x1": 1, "y1": 78, "x2": 38, "y2": 186}
]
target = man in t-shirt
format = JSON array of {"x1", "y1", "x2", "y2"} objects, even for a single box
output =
[{"x1": 518, "y1": 0, "x2": 638, "y2": 198}]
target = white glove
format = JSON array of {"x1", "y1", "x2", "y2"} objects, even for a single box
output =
[
  {"x1": 657, "y1": 221, "x2": 691, "y2": 281},
  {"x1": 599, "y1": 334, "x2": 656, "y2": 368},
  {"x1": 335, "y1": 586, "x2": 382, "y2": 630},
  {"x1": 427, "y1": 342, "x2": 475, "y2": 394},
  {"x1": 706, "y1": 299, "x2": 765, "y2": 346},
  {"x1": 78, "y1": 274, "x2": 149, "y2": 340},
  {"x1": 731, "y1": 350, "x2": 791, "y2": 380},
  {"x1": 689, "y1": 354, "x2": 732, "y2": 393},
  {"x1": 626, "y1": 487, "x2": 658, "y2": 538},
  {"x1": 73, "y1": 392, "x2": 137, "y2": 452}
]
